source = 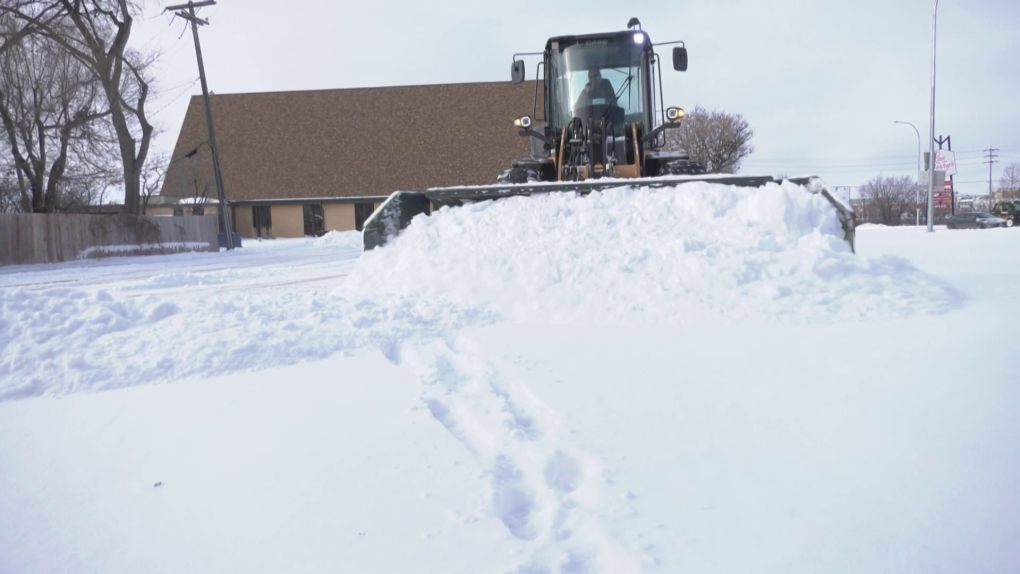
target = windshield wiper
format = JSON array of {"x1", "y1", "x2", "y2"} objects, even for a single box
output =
[{"x1": 602, "y1": 75, "x2": 634, "y2": 120}]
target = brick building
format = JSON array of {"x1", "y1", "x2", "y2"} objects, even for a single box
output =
[{"x1": 160, "y1": 81, "x2": 536, "y2": 238}]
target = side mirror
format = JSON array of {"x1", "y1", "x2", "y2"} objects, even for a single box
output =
[
  {"x1": 511, "y1": 60, "x2": 526, "y2": 84},
  {"x1": 673, "y1": 46, "x2": 688, "y2": 72}
]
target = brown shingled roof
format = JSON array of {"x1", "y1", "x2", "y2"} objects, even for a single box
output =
[{"x1": 161, "y1": 82, "x2": 540, "y2": 202}]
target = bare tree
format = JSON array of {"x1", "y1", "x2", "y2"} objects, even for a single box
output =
[
  {"x1": 0, "y1": 1, "x2": 64, "y2": 57},
  {"x1": 0, "y1": 23, "x2": 112, "y2": 212},
  {"x1": 998, "y1": 163, "x2": 1020, "y2": 200},
  {"x1": 185, "y1": 158, "x2": 212, "y2": 216},
  {"x1": 860, "y1": 175, "x2": 915, "y2": 225},
  {"x1": 162, "y1": 145, "x2": 212, "y2": 215},
  {"x1": 663, "y1": 106, "x2": 755, "y2": 173},
  {"x1": 0, "y1": 153, "x2": 19, "y2": 212},
  {"x1": 140, "y1": 150, "x2": 166, "y2": 213},
  {"x1": 1, "y1": 0, "x2": 155, "y2": 215}
]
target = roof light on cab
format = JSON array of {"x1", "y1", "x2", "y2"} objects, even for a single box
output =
[{"x1": 514, "y1": 115, "x2": 533, "y2": 129}]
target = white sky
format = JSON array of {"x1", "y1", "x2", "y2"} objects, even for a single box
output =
[{"x1": 133, "y1": 0, "x2": 1020, "y2": 199}]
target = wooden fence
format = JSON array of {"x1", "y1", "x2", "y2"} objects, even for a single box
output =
[{"x1": 0, "y1": 213, "x2": 219, "y2": 267}]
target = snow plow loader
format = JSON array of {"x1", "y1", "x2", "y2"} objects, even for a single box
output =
[{"x1": 363, "y1": 18, "x2": 855, "y2": 251}]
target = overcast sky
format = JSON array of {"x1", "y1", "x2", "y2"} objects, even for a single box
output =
[{"x1": 133, "y1": 0, "x2": 1020, "y2": 199}]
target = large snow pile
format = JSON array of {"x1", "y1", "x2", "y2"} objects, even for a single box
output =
[{"x1": 347, "y1": 181, "x2": 961, "y2": 323}]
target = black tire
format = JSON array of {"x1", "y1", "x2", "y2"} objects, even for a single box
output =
[
  {"x1": 660, "y1": 159, "x2": 707, "y2": 176},
  {"x1": 1007, "y1": 219, "x2": 1015, "y2": 228}
]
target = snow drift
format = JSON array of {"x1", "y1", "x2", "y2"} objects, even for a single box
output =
[
  {"x1": 0, "y1": 182, "x2": 963, "y2": 401},
  {"x1": 347, "y1": 181, "x2": 961, "y2": 323},
  {"x1": 2, "y1": 200, "x2": 1018, "y2": 574}
]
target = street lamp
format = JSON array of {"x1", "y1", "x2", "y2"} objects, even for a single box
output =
[
  {"x1": 894, "y1": 120, "x2": 921, "y2": 225},
  {"x1": 926, "y1": 0, "x2": 940, "y2": 232}
]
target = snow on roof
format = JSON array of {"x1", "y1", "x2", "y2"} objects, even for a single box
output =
[{"x1": 176, "y1": 197, "x2": 218, "y2": 204}]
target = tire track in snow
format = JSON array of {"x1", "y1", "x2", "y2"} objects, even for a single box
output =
[{"x1": 402, "y1": 338, "x2": 647, "y2": 573}]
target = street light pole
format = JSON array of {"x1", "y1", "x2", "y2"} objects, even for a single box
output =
[
  {"x1": 926, "y1": 0, "x2": 940, "y2": 232},
  {"x1": 894, "y1": 120, "x2": 921, "y2": 226}
]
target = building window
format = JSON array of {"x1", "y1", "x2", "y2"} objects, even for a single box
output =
[
  {"x1": 253, "y1": 205, "x2": 272, "y2": 238},
  {"x1": 303, "y1": 204, "x2": 325, "y2": 237},
  {"x1": 354, "y1": 203, "x2": 375, "y2": 231}
]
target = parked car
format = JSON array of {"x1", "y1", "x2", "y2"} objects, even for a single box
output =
[
  {"x1": 945, "y1": 212, "x2": 1008, "y2": 229},
  {"x1": 990, "y1": 201, "x2": 1020, "y2": 227}
]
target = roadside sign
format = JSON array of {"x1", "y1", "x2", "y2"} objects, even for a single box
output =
[
  {"x1": 934, "y1": 179, "x2": 954, "y2": 209},
  {"x1": 919, "y1": 170, "x2": 946, "y2": 186},
  {"x1": 934, "y1": 150, "x2": 957, "y2": 176}
]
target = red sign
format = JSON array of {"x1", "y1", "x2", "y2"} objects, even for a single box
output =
[{"x1": 934, "y1": 180, "x2": 953, "y2": 209}]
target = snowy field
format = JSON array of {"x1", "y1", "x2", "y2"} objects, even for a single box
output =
[{"x1": 1, "y1": 181, "x2": 1019, "y2": 574}]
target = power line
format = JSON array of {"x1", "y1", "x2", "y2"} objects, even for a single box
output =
[
  {"x1": 741, "y1": 156, "x2": 1018, "y2": 169},
  {"x1": 742, "y1": 160, "x2": 1020, "y2": 175},
  {"x1": 744, "y1": 147, "x2": 1020, "y2": 162},
  {"x1": 149, "y1": 78, "x2": 201, "y2": 116}
]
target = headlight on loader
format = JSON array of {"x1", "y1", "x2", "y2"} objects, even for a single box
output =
[
  {"x1": 514, "y1": 115, "x2": 533, "y2": 129},
  {"x1": 666, "y1": 107, "x2": 684, "y2": 121}
]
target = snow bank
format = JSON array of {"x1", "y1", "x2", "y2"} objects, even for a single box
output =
[
  {"x1": 78, "y1": 241, "x2": 211, "y2": 259},
  {"x1": 0, "y1": 181, "x2": 962, "y2": 401},
  {"x1": 2, "y1": 199, "x2": 1017, "y2": 574},
  {"x1": 347, "y1": 181, "x2": 961, "y2": 324},
  {"x1": 0, "y1": 286, "x2": 492, "y2": 401},
  {"x1": 313, "y1": 229, "x2": 362, "y2": 250}
]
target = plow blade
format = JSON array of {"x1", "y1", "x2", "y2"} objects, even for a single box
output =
[{"x1": 363, "y1": 175, "x2": 855, "y2": 252}]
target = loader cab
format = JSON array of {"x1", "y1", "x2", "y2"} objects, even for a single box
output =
[
  {"x1": 545, "y1": 31, "x2": 655, "y2": 135},
  {"x1": 504, "y1": 20, "x2": 690, "y2": 183}
]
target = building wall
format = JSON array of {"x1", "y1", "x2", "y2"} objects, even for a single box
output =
[
  {"x1": 146, "y1": 207, "x2": 175, "y2": 217},
  {"x1": 235, "y1": 205, "x2": 255, "y2": 237},
  {"x1": 188, "y1": 205, "x2": 219, "y2": 219},
  {"x1": 324, "y1": 204, "x2": 355, "y2": 232},
  {"x1": 271, "y1": 204, "x2": 304, "y2": 238}
]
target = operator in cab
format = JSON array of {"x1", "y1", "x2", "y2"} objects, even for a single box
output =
[{"x1": 573, "y1": 68, "x2": 616, "y2": 111}]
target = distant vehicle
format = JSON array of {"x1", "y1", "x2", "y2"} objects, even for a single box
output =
[
  {"x1": 945, "y1": 212, "x2": 1007, "y2": 229},
  {"x1": 990, "y1": 201, "x2": 1020, "y2": 227}
]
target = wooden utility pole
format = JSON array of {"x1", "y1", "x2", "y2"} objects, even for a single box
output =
[
  {"x1": 985, "y1": 148, "x2": 999, "y2": 208},
  {"x1": 165, "y1": 0, "x2": 234, "y2": 250}
]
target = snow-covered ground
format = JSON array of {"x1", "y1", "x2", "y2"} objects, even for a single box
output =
[{"x1": 1, "y1": 182, "x2": 1018, "y2": 574}]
